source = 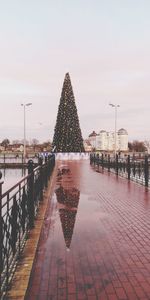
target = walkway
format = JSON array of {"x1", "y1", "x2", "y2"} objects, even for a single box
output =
[{"x1": 25, "y1": 159, "x2": 150, "y2": 300}]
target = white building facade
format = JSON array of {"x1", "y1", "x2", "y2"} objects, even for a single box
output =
[{"x1": 89, "y1": 128, "x2": 128, "y2": 152}]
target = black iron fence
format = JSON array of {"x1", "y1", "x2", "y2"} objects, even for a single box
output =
[
  {"x1": 0, "y1": 154, "x2": 55, "y2": 299},
  {"x1": 90, "y1": 153, "x2": 150, "y2": 187}
]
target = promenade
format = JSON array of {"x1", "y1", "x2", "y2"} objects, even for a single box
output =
[{"x1": 9, "y1": 159, "x2": 150, "y2": 299}]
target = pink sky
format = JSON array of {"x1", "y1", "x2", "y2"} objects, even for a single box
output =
[{"x1": 0, "y1": 0, "x2": 150, "y2": 143}]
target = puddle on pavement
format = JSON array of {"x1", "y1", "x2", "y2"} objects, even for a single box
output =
[
  {"x1": 55, "y1": 165, "x2": 80, "y2": 250},
  {"x1": 53, "y1": 161, "x2": 108, "y2": 251}
]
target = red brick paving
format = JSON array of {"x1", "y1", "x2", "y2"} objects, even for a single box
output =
[{"x1": 25, "y1": 160, "x2": 150, "y2": 300}]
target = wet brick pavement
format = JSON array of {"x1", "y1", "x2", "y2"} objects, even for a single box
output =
[{"x1": 25, "y1": 160, "x2": 150, "y2": 300}]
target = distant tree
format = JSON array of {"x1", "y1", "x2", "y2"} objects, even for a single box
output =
[
  {"x1": 144, "y1": 140, "x2": 150, "y2": 153},
  {"x1": 128, "y1": 142, "x2": 133, "y2": 151},
  {"x1": 31, "y1": 138, "x2": 39, "y2": 145},
  {"x1": 1, "y1": 138, "x2": 10, "y2": 150},
  {"x1": 21, "y1": 139, "x2": 29, "y2": 146},
  {"x1": 129, "y1": 140, "x2": 147, "y2": 152},
  {"x1": 12, "y1": 139, "x2": 21, "y2": 145}
]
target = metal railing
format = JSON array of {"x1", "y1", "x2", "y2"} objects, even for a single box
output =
[
  {"x1": 90, "y1": 153, "x2": 150, "y2": 187},
  {"x1": 0, "y1": 154, "x2": 55, "y2": 299},
  {"x1": 0, "y1": 153, "x2": 39, "y2": 164}
]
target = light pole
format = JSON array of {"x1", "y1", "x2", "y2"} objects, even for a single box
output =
[
  {"x1": 109, "y1": 103, "x2": 120, "y2": 157},
  {"x1": 21, "y1": 103, "x2": 32, "y2": 163}
]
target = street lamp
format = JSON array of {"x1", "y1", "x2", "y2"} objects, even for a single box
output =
[
  {"x1": 109, "y1": 103, "x2": 120, "y2": 157},
  {"x1": 21, "y1": 103, "x2": 32, "y2": 163}
]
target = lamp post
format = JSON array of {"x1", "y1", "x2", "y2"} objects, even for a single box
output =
[
  {"x1": 109, "y1": 103, "x2": 120, "y2": 157},
  {"x1": 21, "y1": 103, "x2": 32, "y2": 163}
]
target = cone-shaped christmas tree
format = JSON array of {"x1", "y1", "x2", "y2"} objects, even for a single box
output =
[{"x1": 52, "y1": 73, "x2": 85, "y2": 152}]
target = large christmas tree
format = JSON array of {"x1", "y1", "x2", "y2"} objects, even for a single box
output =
[{"x1": 52, "y1": 73, "x2": 85, "y2": 152}]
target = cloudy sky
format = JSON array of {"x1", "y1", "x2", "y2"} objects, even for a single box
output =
[{"x1": 0, "y1": 0, "x2": 150, "y2": 143}]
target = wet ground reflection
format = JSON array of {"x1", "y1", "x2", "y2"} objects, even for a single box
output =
[
  {"x1": 55, "y1": 166, "x2": 80, "y2": 250},
  {"x1": 26, "y1": 160, "x2": 150, "y2": 300}
]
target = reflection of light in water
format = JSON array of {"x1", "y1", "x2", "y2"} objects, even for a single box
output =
[
  {"x1": 66, "y1": 247, "x2": 70, "y2": 252},
  {"x1": 53, "y1": 194, "x2": 57, "y2": 203}
]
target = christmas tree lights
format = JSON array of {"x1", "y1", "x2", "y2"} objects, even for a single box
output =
[{"x1": 52, "y1": 73, "x2": 85, "y2": 152}]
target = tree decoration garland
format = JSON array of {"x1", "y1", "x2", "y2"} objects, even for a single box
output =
[{"x1": 52, "y1": 73, "x2": 85, "y2": 152}]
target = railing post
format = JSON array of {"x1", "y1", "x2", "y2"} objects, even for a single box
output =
[
  {"x1": 116, "y1": 154, "x2": 118, "y2": 175},
  {"x1": 108, "y1": 154, "x2": 110, "y2": 172},
  {"x1": 144, "y1": 155, "x2": 149, "y2": 187},
  {"x1": 133, "y1": 161, "x2": 136, "y2": 177},
  {"x1": 96, "y1": 153, "x2": 99, "y2": 164},
  {"x1": 90, "y1": 153, "x2": 92, "y2": 164},
  {"x1": 96, "y1": 154, "x2": 99, "y2": 170},
  {"x1": 90, "y1": 153, "x2": 93, "y2": 164},
  {"x1": 27, "y1": 160, "x2": 34, "y2": 228},
  {"x1": 0, "y1": 172, "x2": 3, "y2": 298},
  {"x1": 101, "y1": 153, "x2": 104, "y2": 170},
  {"x1": 127, "y1": 155, "x2": 130, "y2": 180},
  {"x1": 48, "y1": 154, "x2": 52, "y2": 177},
  {"x1": 51, "y1": 154, "x2": 55, "y2": 174},
  {"x1": 11, "y1": 195, "x2": 18, "y2": 254},
  {"x1": 45, "y1": 156, "x2": 48, "y2": 188},
  {"x1": 93, "y1": 153, "x2": 96, "y2": 165},
  {"x1": 138, "y1": 162, "x2": 141, "y2": 178},
  {"x1": 38, "y1": 157, "x2": 43, "y2": 200}
]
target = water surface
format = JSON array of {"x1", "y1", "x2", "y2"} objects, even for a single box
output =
[{"x1": 0, "y1": 168, "x2": 27, "y2": 193}]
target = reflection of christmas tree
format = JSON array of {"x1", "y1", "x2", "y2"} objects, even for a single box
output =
[
  {"x1": 56, "y1": 185, "x2": 80, "y2": 208},
  {"x1": 52, "y1": 73, "x2": 85, "y2": 152},
  {"x1": 55, "y1": 185, "x2": 80, "y2": 249},
  {"x1": 59, "y1": 209, "x2": 77, "y2": 249}
]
